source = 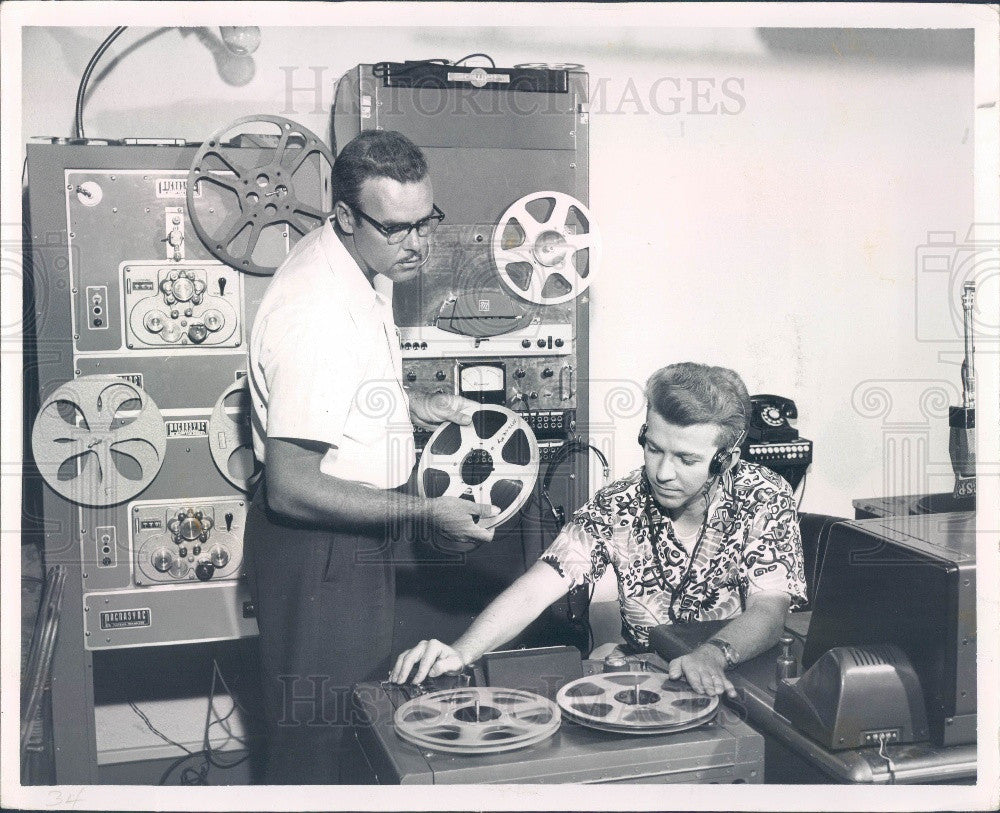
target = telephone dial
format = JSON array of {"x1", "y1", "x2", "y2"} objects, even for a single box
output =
[{"x1": 749, "y1": 395, "x2": 799, "y2": 443}]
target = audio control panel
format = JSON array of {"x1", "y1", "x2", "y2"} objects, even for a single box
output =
[
  {"x1": 130, "y1": 498, "x2": 245, "y2": 586},
  {"x1": 403, "y1": 357, "x2": 577, "y2": 413},
  {"x1": 123, "y1": 262, "x2": 242, "y2": 349}
]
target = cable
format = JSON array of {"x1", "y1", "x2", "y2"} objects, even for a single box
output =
[
  {"x1": 74, "y1": 26, "x2": 128, "y2": 139},
  {"x1": 540, "y1": 438, "x2": 610, "y2": 524},
  {"x1": 141, "y1": 656, "x2": 255, "y2": 785},
  {"x1": 372, "y1": 53, "x2": 498, "y2": 81},
  {"x1": 534, "y1": 438, "x2": 611, "y2": 650},
  {"x1": 128, "y1": 699, "x2": 195, "y2": 755},
  {"x1": 876, "y1": 732, "x2": 897, "y2": 784},
  {"x1": 372, "y1": 58, "x2": 450, "y2": 79},
  {"x1": 794, "y1": 473, "x2": 808, "y2": 510},
  {"x1": 454, "y1": 52, "x2": 497, "y2": 68}
]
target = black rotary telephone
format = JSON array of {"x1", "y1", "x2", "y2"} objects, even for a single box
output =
[{"x1": 748, "y1": 395, "x2": 799, "y2": 442}]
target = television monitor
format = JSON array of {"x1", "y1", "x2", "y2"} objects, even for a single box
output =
[{"x1": 802, "y1": 511, "x2": 975, "y2": 747}]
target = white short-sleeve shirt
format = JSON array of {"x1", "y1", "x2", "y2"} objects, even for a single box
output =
[{"x1": 248, "y1": 221, "x2": 416, "y2": 489}]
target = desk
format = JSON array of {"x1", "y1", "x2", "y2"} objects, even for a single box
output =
[
  {"x1": 853, "y1": 492, "x2": 974, "y2": 519},
  {"x1": 649, "y1": 615, "x2": 977, "y2": 784}
]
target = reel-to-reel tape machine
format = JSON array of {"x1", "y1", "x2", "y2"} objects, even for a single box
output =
[
  {"x1": 353, "y1": 657, "x2": 764, "y2": 784},
  {"x1": 25, "y1": 59, "x2": 597, "y2": 780}
]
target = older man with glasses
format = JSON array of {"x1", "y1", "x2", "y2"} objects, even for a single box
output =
[{"x1": 246, "y1": 130, "x2": 493, "y2": 783}]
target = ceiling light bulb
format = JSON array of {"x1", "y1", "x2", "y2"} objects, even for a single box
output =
[{"x1": 219, "y1": 26, "x2": 261, "y2": 56}]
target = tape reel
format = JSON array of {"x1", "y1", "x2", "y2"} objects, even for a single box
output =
[
  {"x1": 187, "y1": 115, "x2": 335, "y2": 276},
  {"x1": 208, "y1": 378, "x2": 263, "y2": 493},
  {"x1": 556, "y1": 673, "x2": 719, "y2": 735},
  {"x1": 492, "y1": 191, "x2": 599, "y2": 305},
  {"x1": 417, "y1": 405, "x2": 539, "y2": 529},
  {"x1": 393, "y1": 687, "x2": 560, "y2": 755},
  {"x1": 30, "y1": 376, "x2": 167, "y2": 507}
]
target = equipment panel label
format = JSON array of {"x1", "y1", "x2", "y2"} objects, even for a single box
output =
[
  {"x1": 155, "y1": 178, "x2": 200, "y2": 198},
  {"x1": 100, "y1": 608, "x2": 151, "y2": 629},
  {"x1": 166, "y1": 419, "x2": 208, "y2": 437}
]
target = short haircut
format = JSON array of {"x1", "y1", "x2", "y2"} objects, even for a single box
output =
[
  {"x1": 331, "y1": 130, "x2": 428, "y2": 211},
  {"x1": 645, "y1": 362, "x2": 751, "y2": 450}
]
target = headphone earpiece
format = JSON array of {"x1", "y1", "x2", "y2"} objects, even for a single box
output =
[
  {"x1": 708, "y1": 449, "x2": 731, "y2": 477},
  {"x1": 640, "y1": 423, "x2": 744, "y2": 475}
]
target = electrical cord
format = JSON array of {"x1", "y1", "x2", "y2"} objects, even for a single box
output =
[
  {"x1": 143, "y1": 657, "x2": 253, "y2": 785},
  {"x1": 794, "y1": 473, "x2": 808, "y2": 510},
  {"x1": 127, "y1": 699, "x2": 195, "y2": 756},
  {"x1": 372, "y1": 53, "x2": 497, "y2": 80},
  {"x1": 454, "y1": 52, "x2": 497, "y2": 68},
  {"x1": 536, "y1": 437, "x2": 611, "y2": 649},
  {"x1": 372, "y1": 57, "x2": 450, "y2": 79},
  {"x1": 75, "y1": 26, "x2": 128, "y2": 139},
  {"x1": 540, "y1": 438, "x2": 609, "y2": 525}
]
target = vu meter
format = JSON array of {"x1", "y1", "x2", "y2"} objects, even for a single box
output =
[{"x1": 458, "y1": 362, "x2": 506, "y2": 405}]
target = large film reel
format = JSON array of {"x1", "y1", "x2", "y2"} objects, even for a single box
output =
[
  {"x1": 31, "y1": 376, "x2": 167, "y2": 507},
  {"x1": 417, "y1": 405, "x2": 539, "y2": 529},
  {"x1": 393, "y1": 687, "x2": 560, "y2": 755},
  {"x1": 187, "y1": 115, "x2": 335, "y2": 276},
  {"x1": 557, "y1": 673, "x2": 719, "y2": 735},
  {"x1": 492, "y1": 191, "x2": 599, "y2": 305},
  {"x1": 208, "y1": 378, "x2": 263, "y2": 493}
]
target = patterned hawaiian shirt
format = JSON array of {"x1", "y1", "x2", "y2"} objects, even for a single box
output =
[{"x1": 540, "y1": 461, "x2": 807, "y2": 650}]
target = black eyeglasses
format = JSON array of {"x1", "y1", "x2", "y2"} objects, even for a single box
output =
[{"x1": 352, "y1": 203, "x2": 445, "y2": 245}]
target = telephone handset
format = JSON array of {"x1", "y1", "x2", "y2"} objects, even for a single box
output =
[{"x1": 749, "y1": 395, "x2": 799, "y2": 442}]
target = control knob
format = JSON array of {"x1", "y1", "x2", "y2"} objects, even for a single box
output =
[
  {"x1": 171, "y1": 276, "x2": 195, "y2": 302},
  {"x1": 188, "y1": 323, "x2": 209, "y2": 344},
  {"x1": 209, "y1": 545, "x2": 230, "y2": 569},
  {"x1": 168, "y1": 509, "x2": 213, "y2": 542},
  {"x1": 202, "y1": 310, "x2": 224, "y2": 332},
  {"x1": 143, "y1": 311, "x2": 166, "y2": 333},
  {"x1": 195, "y1": 561, "x2": 215, "y2": 581},
  {"x1": 151, "y1": 547, "x2": 174, "y2": 573}
]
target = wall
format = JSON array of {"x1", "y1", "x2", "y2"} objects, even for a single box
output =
[{"x1": 20, "y1": 24, "x2": 975, "y2": 525}]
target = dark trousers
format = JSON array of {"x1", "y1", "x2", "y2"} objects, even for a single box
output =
[{"x1": 245, "y1": 486, "x2": 395, "y2": 784}]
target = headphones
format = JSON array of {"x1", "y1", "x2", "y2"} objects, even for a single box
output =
[{"x1": 637, "y1": 424, "x2": 746, "y2": 477}]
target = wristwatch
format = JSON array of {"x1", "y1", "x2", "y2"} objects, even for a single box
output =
[{"x1": 704, "y1": 637, "x2": 740, "y2": 670}]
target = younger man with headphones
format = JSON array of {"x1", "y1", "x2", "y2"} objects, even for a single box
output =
[{"x1": 391, "y1": 363, "x2": 807, "y2": 698}]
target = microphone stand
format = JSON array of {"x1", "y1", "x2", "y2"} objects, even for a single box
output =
[{"x1": 948, "y1": 282, "x2": 976, "y2": 502}]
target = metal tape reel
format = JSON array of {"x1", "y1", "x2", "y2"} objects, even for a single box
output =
[
  {"x1": 492, "y1": 191, "x2": 600, "y2": 305},
  {"x1": 208, "y1": 378, "x2": 263, "y2": 493},
  {"x1": 556, "y1": 672, "x2": 719, "y2": 734},
  {"x1": 417, "y1": 405, "x2": 539, "y2": 529},
  {"x1": 187, "y1": 115, "x2": 335, "y2": 276},
  {"x1": 393, "y1": 687, "x2": 560, "y2": 755},
  {"x1": 30, "y1": 376, "x2": 167, "y2": 507}
]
